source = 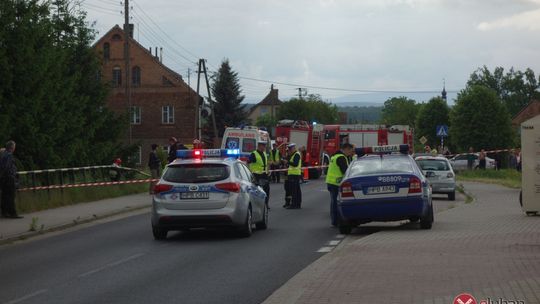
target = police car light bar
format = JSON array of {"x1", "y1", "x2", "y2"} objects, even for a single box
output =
[
  {"x1": 355, "y1": 144, "x2": 409, "y2": 156},
  {"x1": 176, "y1": 149, "x2": 246, "y2": 159}
]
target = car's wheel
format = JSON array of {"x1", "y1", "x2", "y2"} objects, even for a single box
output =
[
  {"x1": 238, "y1": 206, "x2": 253, "y2": 237},
  {"x1": 409, "y1": 217, "x2": 420, "y2": 223},
  {"x1": 256, "y1": 205, "x2": 268, "y2": 230},
  {"x1": 152, "y1": 226, "x2": 168, "y2": 240},
  {"x1": 448, "y1": 191, "x2": 456, "y2": 201},
  {"x1": 420, "y1": 205, "x2": 434, "y2": 230},
  {"x1": 339, "y1": 224, "x2": 352, "y2": 235},
  {"x1": 526, "y1": 211, "x2": 537, "y2": 216}
]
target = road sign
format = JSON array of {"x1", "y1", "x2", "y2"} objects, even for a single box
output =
[
  {"x1": 419, "y1": 136, "x2": 428, "y2": 145},
  {"x1": 436, "y1": 125, "x2": 449, "y2": 137}
]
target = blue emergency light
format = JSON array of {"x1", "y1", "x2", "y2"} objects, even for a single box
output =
[
  {"x1": 355, "y1": 144, "x2": 409, "y2": 156},
  {"x1": 176, "y1": 149, "x2": 247, "y2": 159}
]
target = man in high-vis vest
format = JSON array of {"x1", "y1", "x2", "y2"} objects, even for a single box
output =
[
  {"x1": 248, "y1": 140, "x2": 270, "y2": 209},
  {"x1": 270, "y1": 143, "x2": 281, "y2": 183},
  {"x1": 326, "y1": 143, "x2": 354, "y2": 226},
  {"x1": 285, "y1": 143, "x2": 302, "y2": 209}
]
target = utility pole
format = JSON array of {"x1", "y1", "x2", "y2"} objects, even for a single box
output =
[
  {"x1": 196, "y1": 60, "x2": 202, "y2": 140},
  {"x1": 297, "y1": 87, "x2": 307, "y2": 99},
  {"x1": 123, "y1": 0, "x2": 132, "y2": 144},
  {"x1": 195, "y1": 59, "x2": 218, "y2": 145},
  {"x1": 202, "y1": 59, "x2": 218, "y2": 142}
]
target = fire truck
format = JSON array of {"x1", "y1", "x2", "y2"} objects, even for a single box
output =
[{"x1": 275, "y1": 120, "x2": 414, "y2": 179}]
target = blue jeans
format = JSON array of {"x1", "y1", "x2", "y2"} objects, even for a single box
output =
[{"x1": 327, "y1": 184, "x2": 339, "y2": 226}]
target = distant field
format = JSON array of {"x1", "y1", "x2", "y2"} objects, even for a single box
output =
[{"x1": 456, "y1": 169, "x2": 521, "y2": 189}]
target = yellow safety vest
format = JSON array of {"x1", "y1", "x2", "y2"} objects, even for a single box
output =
[
  {"x1": 249, "y1": 151, "x2": 268, "y2": 174},
  {"x1": 287, "y1": 151, "x2": 302, "y2": 176},
  {"x1": 270, "y1": 149, "x2": 281, "y2": 162},
  {"x1": 325, "y1": 153, "x2": 349, "y2": 186}
]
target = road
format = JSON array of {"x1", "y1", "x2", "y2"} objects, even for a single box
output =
[{"x1": 0, "y1": 179, "x2": 458, "y2": 304}]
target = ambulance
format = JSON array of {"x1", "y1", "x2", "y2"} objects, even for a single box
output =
[{"x1": 221, "y1": 126, "x2": 272, "y2": 155}]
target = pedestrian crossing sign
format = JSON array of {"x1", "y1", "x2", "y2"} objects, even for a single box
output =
[{"x1": 436, "y1": 125, "x2": 448, "y2": 137}]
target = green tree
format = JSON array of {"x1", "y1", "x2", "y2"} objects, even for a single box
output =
[
  {"x1": 380, "y1": 96, "x2": 420, "y2": 127},
  {"x1": 255, "y1": 114, "x2": 278, "y2": 130},
  {"x1": 0, "y1": 0, "x2": 126, "y2": 169},
  {"x1": 415, "y1": 97, "x2": 450, "y2": 148},
  {"x1": 450, "y1": 85, "x2": 514, "y2": 152},
  {"x1": 211, "y1": 59, "x2": 247, "y2": 137},
  {"x1": 277, "y1": 94, "x2": 338, "y2": 124},
  {"x1": 467, "y1": 66, "x2": 540, "y2": 117}
]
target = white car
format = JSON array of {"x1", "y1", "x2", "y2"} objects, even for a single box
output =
[
  {"x1": 449, "y1": 153, "x2": 496, "y2": 171},
  {"x1": 151, "y1": 149, "x2": 268, "y2": 240},
  {"x1": 415, "y1": 156, "x2": 456, "y2": 201}
]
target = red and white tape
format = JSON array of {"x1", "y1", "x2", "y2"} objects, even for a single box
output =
[
  {"x1": 268, "y1": 165, "x2": 328, "y2": 173},
  {"x1": 420, "y1": 148, "x2": 516, "y2": 158},
  {"x1": 18, "y1": 179, "x2": 160, "y2": 192}
]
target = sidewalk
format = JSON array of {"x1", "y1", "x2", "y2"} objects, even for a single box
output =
[
  {"x1": 264, "y1": 182, "x2": 540, "y2": 304},
  {"x1": 0, "y1": 193, "x2": 151, "y2": 242}
]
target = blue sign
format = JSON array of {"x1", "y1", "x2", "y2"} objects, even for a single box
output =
[{"x1": 436, "y1": 125, "x2": 449, "y2": 137}]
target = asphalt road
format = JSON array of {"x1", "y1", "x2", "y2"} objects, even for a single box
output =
[{"x1": 0, "y1": 179, "x2": 459, "y2": 304}]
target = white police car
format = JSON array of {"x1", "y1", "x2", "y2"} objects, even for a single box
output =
[
  {"x1": 151, "y1": 149, "x2": 268, "y2": 239},
  {"x1": 337, "y1": 145, "x2": 433, "y2": 234}
]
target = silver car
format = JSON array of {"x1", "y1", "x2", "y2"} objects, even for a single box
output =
[
  {"x1": 415, "y1": 156, "x2": 456, "y2": 201},
  {"x1": 449, "y1": 153, "x2": 496, "y2": 170},
  {"x1": 151, "y1": 154, "x2": 268, "y2": 240}
]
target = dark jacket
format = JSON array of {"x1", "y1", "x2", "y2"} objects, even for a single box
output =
[
  {"x1": 148, "y1": 151, "x2": 161, "y2": 170},
  {"x1": 167, "y1": 143, "x2": 177, "y2": 163},
  {"x1": 0, "y1": 151, "x2": 18, "y2": 186}
]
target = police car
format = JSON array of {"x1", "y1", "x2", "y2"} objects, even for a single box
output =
[
  {"x1": 337, "y1": 145, "x2": 433, "y2": 234},
  {"x1": 151, "y1": 149, "x2": 268, "y2": 240}
]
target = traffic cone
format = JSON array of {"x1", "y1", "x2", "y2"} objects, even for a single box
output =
[{"x1": 303, "y1": 167, "x2": 309, "y2": 180}]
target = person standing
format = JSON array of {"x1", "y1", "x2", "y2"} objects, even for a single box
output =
[
  {"x1": 269, "y1": 143, "x2": 281, "y2": 183},
  {"x1": 478, "y1": 149, "x2": 487, "y2": 169},
  {"x1": 282, "y1": 148, "x2": 291, "y2": 208},
  {"x1": 148, "y1": 144, "x2": 162, "y2": 194},
  {"x1": 467, "y1": 147, "x2": 475, "y2": 170},
  {"x1": 516, "y1": 148, "x2": 522, "y2": 172},
  {"x1": 509, "y1": 149, "x2": 517, "y2": 170},
  {"x1": 249, "y1": 141, "x2": 270, "y2": 209},
  {"x1": 285, "y1": 143, "x2": 302, "y2": 209},
  {"x1": 167, "y1": 137, "x2": 178, "y2": 163},
  {"x1": 0, "y1": 141, "x2": 22, "y2": 218},
  {"x1": 326, "y1": 143, "x2": 354, "y2": 227}
]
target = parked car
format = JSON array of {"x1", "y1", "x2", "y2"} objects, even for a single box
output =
[
  {"x1": 449, "y1": 153, "x2": 496, "y2": 171},
  {"x1": 415, "y1": 156, "x2": 456, "y2": 200}
]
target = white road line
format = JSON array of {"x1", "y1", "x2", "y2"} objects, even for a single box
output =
[
  {"x1": 328, "y1": 240, "x2": 341, "y2": 246},
  {"x1": 335, "y1": 234, "x2": 346, "y2": 239},
  {"x1": 5, "y1": 289, "x2": 48, "y2": 304},
  {"x1": 78, "y1": 253, "x2": 145, "y2": 278},
  {"x1": 316, "y1": 247, "x2": 334, "y2": 253}
]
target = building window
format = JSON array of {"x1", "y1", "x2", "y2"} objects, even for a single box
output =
[
  {"x1": 103, "y1": 43, "x2": 110, "y2": 60},
  {"x1": 130, "y1": 106, "x2": 141, "y2": 124},
  {"x1": 112, "y1": 66, "x2": 122, "y2": 87},
  {"x1": 162, "y1": 106, "x2": 174, "y2": 124},
  {"x1": 132, "y1": 66, "x2": 141, "y2": 87},
  {"x1": 260, "y1": 107, "x2": 268, "y2": 115},
  {"x1": 131, "y1": 146, "x2": 142, "y2": 165}
]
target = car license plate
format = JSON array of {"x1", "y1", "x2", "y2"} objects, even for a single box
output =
[
  {"x1": 180, "y1": 192, "x2": 209, "y2": 199},
  {"x1": 367, "y1": 185, "x2": 396, "y2": 194}
]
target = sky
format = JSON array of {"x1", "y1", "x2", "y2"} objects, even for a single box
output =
[{"x1": 82, "y1": 0, "x2": 540, "y2": 104}]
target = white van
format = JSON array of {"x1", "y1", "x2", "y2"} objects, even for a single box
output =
[{"x1": 221, "y1": 126, "x2": 271, "y2": 154}]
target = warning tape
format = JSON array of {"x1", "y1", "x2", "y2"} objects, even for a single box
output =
[
  {"x1": 418, "y1": 148, "x2": 516, "y2": 159},
  {"x1": 268, "y1": 165, "x2": 328, "y2": 173},
  {"x1": 18, "y1": 179, "x2": 159, "y2": 192}
]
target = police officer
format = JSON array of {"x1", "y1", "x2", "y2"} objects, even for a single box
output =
[
  {"x1": 249, "y1": 140, "x2": 270, "y2": 209},
  {"x1": 269, "y1": 143, "x2": 281, "y2": 183},
  {"x1": 326, "y1": 143, "x2": 354, "y2": 226},
  {"x1": 285, "y1": 143, "x2": 302, "y2": 209}
]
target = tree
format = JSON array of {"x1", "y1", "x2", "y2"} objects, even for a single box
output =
[
  {"x1": 211, "y1": 59, "x2": 247, "y2": 137},
  {"x1": 277, "y1": 94, "x2": 338, "y2": 124},
  {"x1": 380, "y1": 97, "x2": 420, "y2": 127},
  {"x1": 450, "y1": 85, "x2": 514, "y2": 152},
  {"x1": 467, "y1": 66, "x2": 540, "y2": 117},
  {"x1": 255, "y1": 114, "x2": 278, "y2": 131},
  {"x1": 0, "y1": 0, "x2": 126, "y2": 169},
  {"x1": 415, "y1": 97, "x2": 451, "y2": 149}
]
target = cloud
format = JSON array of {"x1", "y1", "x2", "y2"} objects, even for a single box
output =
[{"x1": 478, "y1": 8, "x2": 540, "y2": 31}]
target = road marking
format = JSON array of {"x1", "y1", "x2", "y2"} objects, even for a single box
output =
[
  {"x1": 316, "y1": 247, "x2": 334, "y2": 253},
  {"x1": 78, "y1": 253, "x2": 145, "y2": 278},
  {"x1": 328, "y1": 240, "x2": 341, "y2": 246},
  {"x1": 5, "y1": 289, "x2": 48, "y2": 304},
  {"x1": 335, "y1": 234, "x2": 345, "y2": 239}
]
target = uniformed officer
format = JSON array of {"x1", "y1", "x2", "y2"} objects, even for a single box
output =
[
  {"x1": 326, "y1": 143, "x2": 354, "y2": 226},
  {"x1": 248, "y1": 140, "x2": 270, "y2": 209},
  {"x1": 285, "y1": 143, "x2": 302, "y2": 209},
  {"x1": 269, "y1": 143, "x2": 281, "y2": 183}
]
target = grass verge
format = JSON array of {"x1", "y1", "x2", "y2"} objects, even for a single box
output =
[
  {"x1": 456, "y1": 184, "x2": 474, "y2": 204},
  {"x1": 456, "y1": 169, "x2": 521, "y2": 189},
  {"x1": 16, "y1": 183, "x2": 148, "y2": 214}
]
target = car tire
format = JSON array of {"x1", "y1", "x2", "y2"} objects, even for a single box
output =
[
  {"x1": 409, "y1": 217, "x2": 420, "y2": 223},
  {"x1": 338, "y1": 223, "x2": 352, "y2": 235},
  {"x1": 152, "y1": 226, "x2": 168, "y2": 240},
  {"x1": 238, "y1": 206, "x2": 253, "y2": 237},
  {"x1": 420, "y1": 205, "x2": 434, "y2": 230},
  {"x1": 256, "y1": 205, "x2": 268, "y2": 230},
  {"x1": 519, "y1": 190, "x2": 522, "y2": 207},
  {"x1": 526, "y1": 211, "x2": 537, "y2": 216},
  {"x1": 448, "y1": 191, "x2": 456, "y2": 201}
]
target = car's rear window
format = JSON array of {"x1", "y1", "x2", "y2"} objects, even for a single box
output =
[
  {"x1": 348, "y1": 156, "x2": 413, "y2": 176},
  {"x1": 163, "y1": 164, "x2": 230, "y2": 183},
  {"x1": 416, "y1": 159, "x2": 450, "y2": 171}
]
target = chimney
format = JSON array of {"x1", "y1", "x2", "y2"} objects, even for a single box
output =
[
  {"x1": 154, "y1": 47, "x2": 158, "y2": 59},
  {"x1": 124, "y1": 23, "x2": 134, "y2": 38},
  {"x1": 148, "y1": 46, "x2": 151, "y2": 53},
  {"x1": 160, "y1": 47, "x2": 163, "y2": 62}
]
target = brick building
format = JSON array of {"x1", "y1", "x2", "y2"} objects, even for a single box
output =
[{"x1": 94, "y1": 25, "x2": 200, "y2": 166}]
